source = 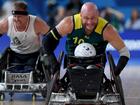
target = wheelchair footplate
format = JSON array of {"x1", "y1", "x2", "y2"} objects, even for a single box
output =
[
  {"x1": 49, "y1": 68, "x2": 120, "y2": 105},
  {"x1": 49, "y1": 91, "x2": 120, "y2": 104}
]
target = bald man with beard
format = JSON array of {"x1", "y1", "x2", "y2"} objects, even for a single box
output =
[
  {"x1": 42, "y1": 2, "x2": 130, "y2": 76},
  {"x1": 42, "y1": 2, "x2": 130, "y2": 105}
]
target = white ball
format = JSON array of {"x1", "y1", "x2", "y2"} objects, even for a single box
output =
[{"x1": 74, "y1": 43, "x2": 96, "y2": 57}]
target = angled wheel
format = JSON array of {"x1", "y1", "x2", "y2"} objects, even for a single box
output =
[
  {"x1": 0, "y1": 93, "x2": 5, "y2": 101},
  {"x1": 41, "y1": 85, "x2": 47, "y2": 98},
  {"x1": 32, "y1": 93, "x2": 36, "y2": 101},
  {"x1": 45, "y1": 71, "x2": 60, "y2": 105},
  {"x1": 44, "y1": 51, "x2": 64, "y2": 105},
  {"x1": 107, "y1": 52, "x2": 125, "y2": 105},
  {"x1": 9, "y1": 92, "x2": 14, "y2": 101}
]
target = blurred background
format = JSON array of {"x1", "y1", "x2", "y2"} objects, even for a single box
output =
[
  {"x1": 0, "y1": 0, "x2": 140, "y2": 62},
  {"x1": 0, "y1": 0, "x2": 140, "y2": 104}
]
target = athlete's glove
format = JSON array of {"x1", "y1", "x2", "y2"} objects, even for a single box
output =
[
  {"x1": 42, "y1": 53, "x2": 60, "y2": 75},
  {"x1": 114, "y1": 56, "x2": 129, "y2": 76}
]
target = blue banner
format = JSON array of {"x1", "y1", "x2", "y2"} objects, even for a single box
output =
[{"x1": 0, "y1": 30, "x2": 140, "y2": 64}]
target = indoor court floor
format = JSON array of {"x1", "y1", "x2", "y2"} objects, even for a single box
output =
[{"x1": 0, "y1": 63, "x2": 139, "y2": 105}]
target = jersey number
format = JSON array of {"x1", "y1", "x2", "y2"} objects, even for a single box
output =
[{"x1": 73, "y1": 37, "x2": 84, "y2": 44}]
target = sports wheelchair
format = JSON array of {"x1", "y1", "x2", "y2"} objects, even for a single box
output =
[
  {"x1": 44, "y1": 52, "x2": 125, "y2": 105},
  {"x1": 0, "y1": 48, "x2": 47, "y2": 101}
]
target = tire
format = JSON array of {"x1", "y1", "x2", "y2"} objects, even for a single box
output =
[
  {"x1": 41, "y1": 86, "x2": 47, "y2": 98},
  {"x1": 0, "y1": 93, "x2": 5, "y2": 101},
  {"x1": 107, "y1": 52, "x2": 125, "y2": 105},
  {"x1": 44, "y1": 51, "x2": 64, "y2": 105}
]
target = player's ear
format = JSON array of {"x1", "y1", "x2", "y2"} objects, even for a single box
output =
[
  {"x1": 80, "y1": 12, "x2": 82, "y2": 17},
  {"x1": 96, "y1": 10, "x2": 99, "y2": 16}
]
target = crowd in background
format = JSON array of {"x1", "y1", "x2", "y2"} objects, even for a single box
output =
[{"x1": 0, "y1": 0, "x2": 140, "y2": 31}]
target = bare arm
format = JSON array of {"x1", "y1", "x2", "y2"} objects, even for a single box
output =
[
  {"x1": 103, "y1": 24, "x2": 125, "y2": 51},
  {"x1": 41, "y1": 16, "x2": 74, "y2": 75},
  {"x1": 0, "y1": 18, "x2": 8, "y2": 34},
  {"x1": 104, "y1": 24, "x2": 130, "y2": 76},
  {"x1": 56, "y1": 16, "x2": 73, "y2": 37},
  {"x1": 34, "y1": 17, "x2": 50, "y2": 36}
]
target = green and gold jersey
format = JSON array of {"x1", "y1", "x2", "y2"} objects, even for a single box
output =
[{"x1": 65, "y1": 14, "x2": 109, "y2": 56}]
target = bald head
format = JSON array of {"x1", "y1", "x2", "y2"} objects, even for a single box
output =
[
  {"x1": 80, "y1": 2, "x2": 98, "y2": 15},
  {"x1": 80, "y1": 2, "x2": 99, "y2": 34}
]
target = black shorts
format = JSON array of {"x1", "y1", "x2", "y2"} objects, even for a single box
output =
[{"x1": 9, "y1": 50, "x2": 40, "y2": 68}]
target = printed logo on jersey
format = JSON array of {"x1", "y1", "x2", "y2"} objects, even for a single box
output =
[{"x1": 13, "y1": 37, "x2": 21, "y2": 45}]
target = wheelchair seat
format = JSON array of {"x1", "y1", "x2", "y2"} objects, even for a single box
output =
[
  {"x1": 68, "y1": 67, "x2": 104, "y2": 99},
  {"x1": 66, "y1": 55, "x2": 105, "y2": 99},
  {"x1": 67, "y1": 54, "x2": 106, "y2": 67},
  {"x1": 7, "y1": 64, "x2": 34, "y2": 73}
]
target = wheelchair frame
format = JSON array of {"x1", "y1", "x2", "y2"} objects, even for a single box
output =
[
  {"x1": 44, "y1": 52, "x2": 125, "y2": 105},
  {"x1": 0, "y1": 49, "x2": 47, "y2": 101},
  {"x1": 0, "y1": 69, "x2": 46, "y2": 101}
]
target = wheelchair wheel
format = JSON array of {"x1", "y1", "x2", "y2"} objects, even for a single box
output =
[
  {"x1": 107, "y1": 52, "x2": 125, "y2": 105},
  {"x1": 32, "y1": 93, "x2": 36, "y2": 101},
  {"x1": 44, "y1": 51, "x2": 64, "y2": 105},
  {"x1": 45, "y1": 70, "x2": 60, "y2": 105},
  {"x1": 33, "y1": 69, "x2": 45, "y2": 83},
  {"x1": 9, "y1": 92, "x2": 14, "y2": 101},
  {"x1": 0, "y1": 93, "x2": 5, "y2": 101},
  {"x1": 41, "y1": 85, "x2": 47, "y2": 98}
]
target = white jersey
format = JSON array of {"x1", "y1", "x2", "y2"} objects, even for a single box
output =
[{"x1": 7, "y1": 15, "x2": 40, "y2": 54}]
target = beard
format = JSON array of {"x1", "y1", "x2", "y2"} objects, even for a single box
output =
[{"x1": 83, "y1": 24, "x2": 94, "y2": 35}]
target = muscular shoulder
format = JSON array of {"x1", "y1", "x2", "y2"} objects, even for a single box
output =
[
  {"x1": 103, "y1": 24, "x2": 125, "y2": 50},
  {"x1": 103, "y1": 24, "x2": 118, "y2": 41},
  {"x1": 34, "y1": 17, "x2": 50, "y2": 35},
  {"x1": 0, "y1": 18, "x2": 8, "y2": 34},
  {"x1": 56, "y1": 16, "x2": 73, "y2": 36}
]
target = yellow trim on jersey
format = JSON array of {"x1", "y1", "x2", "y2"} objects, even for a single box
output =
[
  {"x1": 95, "y1": 17, "x2": 108, "y2": 34},
  {"x1": 74, "y1": 14, "x2": 82, "y2": 29},
  {"x1": 50, "y1": 30, "x2": 58, "y2": 40}
]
